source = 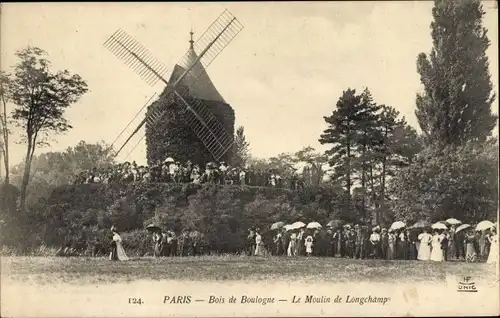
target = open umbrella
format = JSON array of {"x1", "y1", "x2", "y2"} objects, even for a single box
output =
[
  {"x1": 390, "y1": 221, "x2": 406, "y2": 230},
  {"x1": 270, "y1": 221, "x2": 285, "y2": 230},
  {"x1": 409, "y1": 220, "x2": 431, "y2": 229},
  {"x1": 164, "y1": 157, "x2": 174, "y2": 163},
  {"x1": 476, "y1": 220, "x2": 495, "y2": 231},
  {"x1": 455, "y1": 224, "x2": 471, "y2": 233},
  {"x1": 431, "y1": 222, "x2": 448, "y2": 230},
  {"x1": 327, "y1": 220, "x2": 343, "y2": 228},
  {"x1": 284, "y1": 224, "x2": 294, "y2": 231},
  {"x1": 306, "y1": 222, "x2": 322, "y2": 229},
  {"x1": 445, "y1": 218, "x2": 461, "y2": 225},
  {"x1": 146, "y1": 224, "x2": 162, "y2": 232},
  {"x1": 291, "y1": 221, "x2": 306, "y2": 229}
]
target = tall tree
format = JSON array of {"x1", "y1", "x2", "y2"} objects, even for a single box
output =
[
  {"x1": 231, "y1": 126, "x2": 250, "y2": 168},
  {"x1": 319, "y1": 89, "x2": 363, "y2": 216},
  {"x1": 7, "y1": 47, "x2": 88, "y2": 212},
  {"x1": 0, "y1": 71, "x2": 10, "y2": 184},
  {"x1": 415, "y1": 0, "x2": 496, "y2": 147},
  {"x1": 352, "y1": 88, "x2": 381, "y2": 218}
]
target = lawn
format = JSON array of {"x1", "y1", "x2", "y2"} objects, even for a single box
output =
[{"x1": 1, "y1": 256, "x2": 496, "y2": 285}]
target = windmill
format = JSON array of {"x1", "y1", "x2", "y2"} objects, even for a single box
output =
[{"x1": 103, "y1": 10, "x2": 244, "y2": 162}]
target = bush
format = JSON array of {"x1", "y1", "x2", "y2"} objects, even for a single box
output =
[{"x1": 20, "y1": 182, "x2": 343, "y2": 254}]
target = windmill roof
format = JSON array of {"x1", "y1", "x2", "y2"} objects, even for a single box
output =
[{"x1": 168, "y1": 40, "x2": 226, "y2": 104}]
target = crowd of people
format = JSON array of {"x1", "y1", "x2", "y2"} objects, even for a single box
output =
[
  {"x1": 93, "y1": 220, "x2": 498, "y2": 264},
  {"x1": 73, "y1": 159, "x2": 305, "y2": 190},
  {"x1": 243, "y1": 223, "x2": 498, "y2": 263}
]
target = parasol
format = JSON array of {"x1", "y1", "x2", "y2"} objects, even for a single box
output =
[
  {"x1": 409, "y1": 220, "x2": 431, "y2": 229},
  {"x1": 164, "y1": 157, "x2": 175, "y2": 163},
  {"x1": 291, "y1": 221, "x2": 306, "y2": 229},
  {"x1": 455, "y1": 223, "x2": 471, "y2": 233},
  {"x1": 270, "y1": 221, "x2": 285, "y2": 230},
  {"x1": 284, "y1": 224, "x2": 294, "y2": 231},
  {"x1": 431, "y1": 222, "x2": 448, "y2": 230},
  {"x1": 306, "y1": 222, "x2": 322, "y2": 229},
  {"x1": 476, "y1": 220, "x2": 495, "y2": 231},
  {"x1": 327, "y1": 220, "x2": 343, "y2": 228},
  {"x1": 445, "y1": 218, "x2": 461, "y2": 225},
  {"x1": 390, "y1": 221, "x2": 406, "y2": 230},
  {"x1": 146, "y1": 224, "x2": 162, "y2": 232}
]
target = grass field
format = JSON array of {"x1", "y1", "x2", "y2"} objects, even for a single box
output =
[{"x1": 1, "y1": 256, "x2": 497, "y2": 285}]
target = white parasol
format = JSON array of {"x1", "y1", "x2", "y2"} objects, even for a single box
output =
[
  {"x1": 306, "y1": 222, "x2": 322, "y2": 229},
  {"x1": 455, "y1": 224, "x2": 471, "y2": 233},
  {"x1": 270, "y1": 221, "x2": 285, "y2": 230},
  {"x1": 431, "y1": 222, "x2": 448, "y2": 230},
  {"x1": 390, "y1": 221, "x2": 406, "y2": 230},
  {"x1": 164, "y1": 157, "x2": 175, "y2": 163},
  {"x1": 291, "y1": 221, "x2": 306, "y2": 229},
  {"x1": 476, "y1": 220, "x2": 495, "y2": 231},
  {"x1": 445, "y1": 218, "x2": 462, "y2": 225}
]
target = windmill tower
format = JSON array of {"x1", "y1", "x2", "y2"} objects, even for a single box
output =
[
  {"x1": 103, "y1": 10, "x2": 243, "y2": 166},
  {"x1": 145, "y1": 31, "x2": 235, "y2": 166}
]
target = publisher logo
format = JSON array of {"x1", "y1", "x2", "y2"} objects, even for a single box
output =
[{"x1": 457, "y1": 276, "x2": 477, "y2": 293}]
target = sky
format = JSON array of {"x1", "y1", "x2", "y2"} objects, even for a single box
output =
[{"x1": 1, "y1": 1, "x2": 498, "y2": 167}]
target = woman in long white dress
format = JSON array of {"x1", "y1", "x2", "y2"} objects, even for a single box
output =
[
  {"x1": 417, "y1": 229, "x2": 432, "y2": 261},
  {"x1": 110, "y1": 229, "x2": 129, "y2": 261},
  {"x1": 487, "y1": 228, "x2": 498, "y2": 264},
  {"x1": 429, "y1": 231, "x2": 443, "y2": 262},
  {"x1": 254, "y1": 231, "x2": 262, "y2": 256}
]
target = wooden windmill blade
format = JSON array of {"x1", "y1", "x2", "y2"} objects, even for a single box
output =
[
  {"x1": 108, "y1": 93, "x2": 158, "y2": 157},
  {"x1": 104, "y1": 29, "x2": 169, "y2": 86},
  {"x1": 103, "y1": 9, "x2": 243, "y2": 160}
]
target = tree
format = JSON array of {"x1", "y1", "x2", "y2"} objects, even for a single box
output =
[
  {"x1": 367, "y1": 106, "x2": 423, "y2": 223},
  {"x1": 9, "y1": 140, "x2": 115, "y2": 206},
  {"x1": 0, "y1": 71, "x2": 10, "y2": 184},
  {"x1": 7, "y1": 47, "x2": 88, "y2": 211},
  {"x1": 390, "y1": 139, "x2": 498, "y2": 223},
  {"x1": 351, "y1": 88, "x2": 382, "y2": 218},
  {"x1": 319, "y1": 89, "x2": 363, "y2": 216},
  {"x1": 231, "y1": 126, "x2": 250, "y2": 168},
  {"x1": 415, "y1": 0, "x2": 497, "y2": 147},
  {"x1": 293, "y1": 146, "x2": 328, "y2": 187}
]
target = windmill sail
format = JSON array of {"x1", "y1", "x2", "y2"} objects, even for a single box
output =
[{"x1": 104, "y1": 9, "x2": 243, "y2": 160}]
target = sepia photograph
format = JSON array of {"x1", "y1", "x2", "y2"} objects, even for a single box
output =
[{"x1": 0, "y1": 1, "x2": 499, "y2": 317}]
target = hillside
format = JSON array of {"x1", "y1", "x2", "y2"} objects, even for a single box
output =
[{"x1": 30, "y1": 182, "x2": 342, "y2": 255}]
